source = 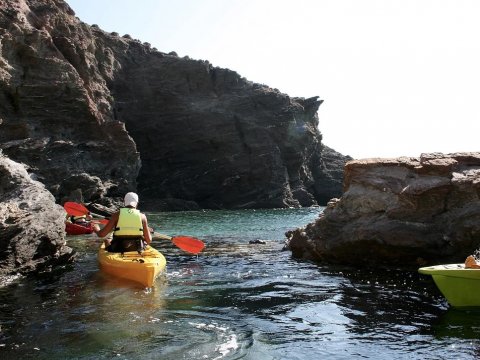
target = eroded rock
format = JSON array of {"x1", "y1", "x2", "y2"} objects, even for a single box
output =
[
  {"x1": 286, "y1": 153, "x2": 480, "y2": 268},
  {"x1": 0, "y1": 153, "x2": 75, "y2": 279}
]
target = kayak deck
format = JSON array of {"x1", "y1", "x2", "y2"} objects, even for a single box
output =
[
  {"x1": 419, "y1": 264, "x2": 480, "y2": 307},
  {"x1": 98, "y1": 243, "x2": 166, "y2": 288}
]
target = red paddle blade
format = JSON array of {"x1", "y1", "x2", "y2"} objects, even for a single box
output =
[
  {"x1": 64, "y1": 202, "x2": 89, "y2": 216},
  {"x1": 171, "y1": 236, "x2": 205, "y2": 254}
]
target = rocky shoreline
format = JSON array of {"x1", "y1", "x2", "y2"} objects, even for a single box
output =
[
  {"x1": 0, "y1": 0, "x2": 352, "y2": 278},
  {"x1": 2, "y1": 0, "x2": 477, "y2": 279},
  {"x1": 285, "y1": 152, "x2": 480, "y2": 268}
]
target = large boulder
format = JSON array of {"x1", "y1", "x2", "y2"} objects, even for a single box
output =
[
  {"x1": 0, "y1": 153, "x2": 75, "y2": 280},
  {"x1": 286, "y1": 153, "x2": 480, "y2": 268}
]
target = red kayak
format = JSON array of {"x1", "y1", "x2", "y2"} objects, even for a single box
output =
[{"x1": 65, "y1": 222, "x2": 94, "y2": 235}]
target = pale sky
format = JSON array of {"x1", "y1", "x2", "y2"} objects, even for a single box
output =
[{"x1": 66, "y1": 0, "x2": 480, "y2": 159}]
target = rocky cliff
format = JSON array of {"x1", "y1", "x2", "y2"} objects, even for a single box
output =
[
  {"x1": 0, "y1": 0, "x2": 349, "y2": 210},
  {"x1": 0, "y1": 152, "x2": 75, "y2": 280},
  {"x1": 286, "y1": 153, "x2": 480, "y2": 268}
]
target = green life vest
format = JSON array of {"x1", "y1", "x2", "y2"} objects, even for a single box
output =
[{"x1": 114, "y1": 208, "x2": 143, "y2": 237}]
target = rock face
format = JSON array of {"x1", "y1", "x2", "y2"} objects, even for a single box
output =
[
  {"x1": 0, "y1": 0, "x2": 141, "y2": 206},
  {"x1": 286, "y1": 153, "x2": 480, "y2": 268},
  {"x1": 0, "y1": 153, "x2": 75, "y2": 278},
  {"x1": 0, "y1": 0, "x2": 349, "y2": 209},
  {"x1": 312, "y1": 146, "x2": 352, "y2": 205}
]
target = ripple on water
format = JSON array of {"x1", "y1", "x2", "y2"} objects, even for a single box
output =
[{"x1": 3, "y1": 209, "x2": 480, "y2": 359}]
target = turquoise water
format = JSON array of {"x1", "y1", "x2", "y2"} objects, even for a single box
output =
[
  {"x1": 147, "y1": 208, "x2": 321, "y2": 242},
  {"x1": 1, "y1": 208, "x2": 480, "y2": 359}
]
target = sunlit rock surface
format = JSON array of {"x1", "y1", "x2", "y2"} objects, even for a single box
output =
[{"x1": 286, "y1": 153, "x2": 480, "y2": 267}]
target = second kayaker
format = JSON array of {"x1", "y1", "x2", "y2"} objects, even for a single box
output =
[{"x1": 92, "y1": 192, "x2": 152, "y2": 253}]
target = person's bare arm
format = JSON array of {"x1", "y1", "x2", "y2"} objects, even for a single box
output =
[
  {"x1": 142, "y1": 214, "x2": 152, "y2": 245},
  {"x1": 93, "y1": 212, "x2": 119, "y2": 237},
  {"x1": 465, "y1": 255, "x2": 480, "y2": 269}
]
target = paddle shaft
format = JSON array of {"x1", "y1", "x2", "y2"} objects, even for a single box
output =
[{"x1": 152, "y1": 232, "x2": 173, "y2": 241}]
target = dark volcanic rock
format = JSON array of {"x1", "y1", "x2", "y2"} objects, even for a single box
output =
[
  {"x1": 0, "y1": 0, "x2": 140, "y2": 203},
  {"x1": 0, "y1": 0, "x2": 348, "y2": 210},
  {"x1": 313, "y1": 146, "x2": 353, "y2": 204},
  {"x1": 113, "y1": 55, "x2": 326, "y2": 208},
  {"x1": 0, "y1": 153, "x2": 75, "y2": 279},
  {"x1": 285, "y1": 153, "x2": 480, "y2": 268}
]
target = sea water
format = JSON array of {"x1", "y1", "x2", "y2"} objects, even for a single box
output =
[{"x1": 1, "y1": 208, "x2": 480, "y2": 359}]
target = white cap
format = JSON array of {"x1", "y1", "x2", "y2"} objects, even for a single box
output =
[{"x1": 124, "y1": 192, "x2": 139, "y2": 207}]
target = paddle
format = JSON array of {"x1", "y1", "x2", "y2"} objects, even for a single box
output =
[
  {"x1": 151, "y1": 232, "x2": 205, "y2": 254},
  {"x1": 171, "y1": 236, "x2": 205, "y2": 254},
  {"x1": 64, "y1": 202, "x2": 205, "y2": 254},
  {"x1": 91, "y1": 219, "x2": 109, "y2": 225},
  {"x1": 64, "y1": 202, "x2": 109, "y2": 224},
  {"x1": 64, "y1": 202, "x2": 108, "y2": 219}
]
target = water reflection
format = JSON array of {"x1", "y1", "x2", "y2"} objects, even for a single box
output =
[
  {"x1": 3, "y1": 208, "x2": 480, "y2": 359},
  {"x1": 433, "y1": 308, "x2": 480, "y2": 339}
]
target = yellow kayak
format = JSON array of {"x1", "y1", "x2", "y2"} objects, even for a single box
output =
[{"x1": 98, "y1": 243, "x2": 166, "y2": 288}]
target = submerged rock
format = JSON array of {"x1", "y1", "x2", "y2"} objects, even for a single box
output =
[
  {"x1": 285, "y1": 153, "x2": 480, "y2": 268},
  {"x1": 249, "y1": 239, "x2": 267, "y2": 245},
  {"x1": 0, "y1": 153, "x2": 75, "y2": 279}
]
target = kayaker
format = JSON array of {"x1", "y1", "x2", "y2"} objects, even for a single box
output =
[
  {"x1": 92, "y1": 192, "x2": 152, "y2": 253},
  {"x1": 68, "y1": 214, "x2": 92, "y2": 227}
]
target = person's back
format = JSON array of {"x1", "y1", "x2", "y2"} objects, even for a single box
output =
[
  {"x1": 109, "y1": 207, "x2": 145, "y2": 253},
  {"x1": 93, "y1": 192, "x2": 152, "y2": 254}
]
